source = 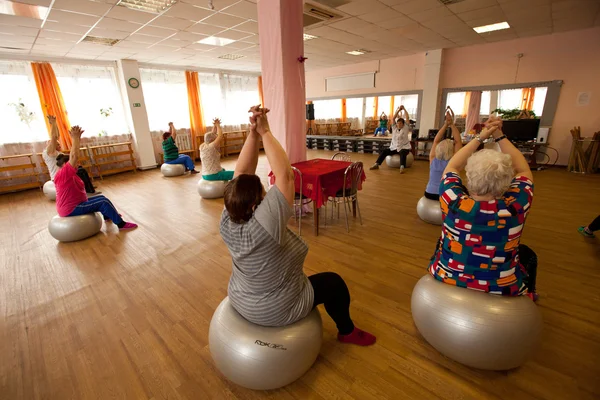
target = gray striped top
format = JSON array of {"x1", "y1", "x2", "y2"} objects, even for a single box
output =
[{"x1": 220, "y1": 185, "x2": 314, "y2": 326}]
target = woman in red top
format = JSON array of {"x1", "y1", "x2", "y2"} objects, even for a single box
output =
[{"x1": 53, "y1": 125, "x2": 137, "y2": 230}]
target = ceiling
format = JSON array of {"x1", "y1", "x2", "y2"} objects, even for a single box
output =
[{"x1": 0, "y1": 0, "x2": 598, "y2": 73}]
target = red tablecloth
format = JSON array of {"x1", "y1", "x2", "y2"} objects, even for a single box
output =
[{"x1": 287, "y1": 159, "x2": 366, "y2": 208}]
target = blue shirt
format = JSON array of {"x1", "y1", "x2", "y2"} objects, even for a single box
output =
[{"x1": 425, "y1": 158, "x2": 449, "y2": 195}]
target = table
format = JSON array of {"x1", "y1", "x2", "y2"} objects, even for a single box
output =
[{"x1": 291, "y1": 159, "x2": 366, "y2": 235}]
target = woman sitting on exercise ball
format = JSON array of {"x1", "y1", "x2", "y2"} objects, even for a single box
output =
[
  {"x1": 220, "y1": 105, "x2": 375, "y2": 346},
  {"x1": 370, "y1": 105, "x2": 412, "y2": 173},
  {"x1": 54, "y1": 125, "x2": 137, "y2": 230},
  {"x1": 424, "y1": 107, "x2": 462, "y2": 201},
  {"x1": 162, "y1": 122, "x2": 199, "y2": 174},
  {"x1": 200, "y1": 118, "x2": 234, "y2": 181},
  {"x1": 429, "y1": 117, "x2": 538, "y2": 301}
]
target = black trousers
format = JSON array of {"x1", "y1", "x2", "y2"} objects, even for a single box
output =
[
  {"x1": 519, "y1": 244, "x2": 538, "y2": 293},
  {"x1": 308, "y1": 272, "x2": 354, "y2": 335},
  {"x1": 588, "y1": 215, "x2": 600, "y2": 232},
  {"x1": 424, "y1": 191, "x2": 439, "y2": 201},
  {"x1": 376, "y1": 148, "x2": 410, "y2": 166},
  {"x1": 76, "y1": 167, "x2": 95, "y2": 194}
]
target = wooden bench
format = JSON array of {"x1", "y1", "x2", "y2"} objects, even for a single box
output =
[
  {"x1": 315, "y1": 122, "x2": 355, "y2": 136},
  {"x1": 89, "y1": 142, "x2": 136, "y2": 179},
  {"x1": 364, "y1": 119, "x2": 379, "y2": 135},
  {"x1": 0, "y1": 154, "x2": 41, "y2": 194},
  {"x1": 37, "y1": 148, "x2": 95, "y2": 181}
]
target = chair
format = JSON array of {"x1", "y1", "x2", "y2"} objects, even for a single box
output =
[
  {"x1": 331, "y1": 152, "x2": 351, "y2": 162},
  {"x1": 291, "y1": 167, "x2": 312, "y2": 236},
  {"x1": 327, "y1": 162, "x2": 363, "y2": 232}
]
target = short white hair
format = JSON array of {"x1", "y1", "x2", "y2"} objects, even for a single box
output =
[
  {"x1": 435, "y1": 139, "x2": 454, "y2": 161},
  {"x1": 204, "y1": 132, "x2": 217, "y2": 144},
  {"x1": 465, "y1": 149, "x2": 514, "y2": 197}
]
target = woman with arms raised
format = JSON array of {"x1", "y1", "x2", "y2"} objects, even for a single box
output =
[
  {"x1": 162, "y1": 122, "x2": 199, "y2": 174},
  {"x1": 200, "y1": 118, "x2": 234, "y2": 181},
  {"x1": 220, "y1": 105, "x2": 376, "y2": 346},
  {"x1": 429, "y1": 117, "x2": 538, "y2": 300}
]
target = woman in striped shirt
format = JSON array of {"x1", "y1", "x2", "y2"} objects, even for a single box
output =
[{"x1": 219, "y1": 105, "x2": 375, "y2": 346}]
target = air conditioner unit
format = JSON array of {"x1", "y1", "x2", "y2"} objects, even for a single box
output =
[{"x1": 303, "y1": 2, "x2": 345, "y2": 28}]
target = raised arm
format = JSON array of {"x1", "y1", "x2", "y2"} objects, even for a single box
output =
[
  {"x1": 168, "y1": 122, "x2": 177, "y2": 140},
  {"x1": 447, "y1": 106, "x2": 462, "y2": 153},
  {"x1": 234, "y1": 107, "x2": 261, "y2": 178},
  {"x1": 400, "y1": 105, "x2": 410, "y2": 123},
  {"x1": 430, "y1": 112, "x2": 450, "y2": 162},
  {"x1": 393, "y1": 107, "x2": 401, "y2": 123},
  {"x1": 46, "y1": 115, "x2": 59, "y2": 156},
  {"x1": 252, "y1": 106, "x2": 294, "y2": 207},
  {"x1": 490, "y1": 118, "x2": 533, "y2": 181},
  {"x1": 210, "y1": 118, "x2": 224, "y2": 148},
  {"x1": 68, "y1": 126, "x2": 84, "y2": 168},
  {"x1": 444, "y1": 123, "x2": 498, "y2": 175}
]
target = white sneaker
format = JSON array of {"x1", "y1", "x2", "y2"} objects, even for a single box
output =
[{"x1": 400, "y1": 166, "x2": 405, "y2": 174}]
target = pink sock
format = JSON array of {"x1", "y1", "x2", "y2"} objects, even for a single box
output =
[{"x1": 338, "y1": 327, "x2": 376, "y2": 346}]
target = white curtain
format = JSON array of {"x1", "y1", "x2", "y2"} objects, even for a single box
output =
[
  {"x1": 346, "y1": 97, "x2": 363, "y2": 129},
  {"x1": 140, "y1": 68, "x2": 189, "y2": 132},
  {"x1": 313, "y1": 99, "x2": 341, "y2": 121},
  {"x1": 219, "y1": 73, "x2": 259, "y2": 128},
  {"x1": 53, "y1": 63, "x2": 129, "y2": 138},
  {"x1": 394, "y1": 94, "x2": 419, "y2": 120},
  {"x1": 0, "y1": 61, "x2": 47, "y2": 145},
  {"x1": 377, "y1": 96, "x2": 392, "y2": 116}
]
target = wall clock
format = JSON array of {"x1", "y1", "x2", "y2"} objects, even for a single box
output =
[{"x1": 128, "y1": 77, "x2": 140, "y2": 89}]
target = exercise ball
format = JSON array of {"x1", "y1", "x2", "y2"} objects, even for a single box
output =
[
  {"x1": 385, "y1": 152, "x2": 414, "y2": 168},
  {"x1": 411, "y1": 275, "x2": 542, "y2": 370},
  {"x1": 416, "y1": 196, "x2": 442, "y2": 225},
  {"x1": 161, "y1": 163, "x2": 185, "y2": 177},
  {"x1": 43, "y1": 180, "x2": 56, "y2": 201},
  {"x1": 48, "y1": 213, "x2": 103, "y2": 242},
  {"x1": 209, "y1": 297, "x2": 323, "y2": 390},
  {"x1": 197, "y1": 179, "x2": 227, "y2": 199}
]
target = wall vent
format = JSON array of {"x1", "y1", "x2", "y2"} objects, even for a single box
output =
[
  {"x1": 303, "y1": 2, "x2": 344, "y2": 28},
  {"x1": 218, "y1": 54, "x2": 245, "y2": 60},
  {"x1": 82, "y1": 36, "x2": 121, "y2": 46}
]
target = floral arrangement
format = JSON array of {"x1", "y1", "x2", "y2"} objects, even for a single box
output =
[{"x1": 9, "y1": 99, "x2": 36, "y2": 127}]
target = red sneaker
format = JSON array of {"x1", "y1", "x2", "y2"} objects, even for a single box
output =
[
  {"x1": 120, "y1": 222, "x2": 138, "y2": 230},
  {"x1": 527, "y1": 292, "x2": 539, "y2": 302},
  {"x1": 338, "y1": 327, "x2": 376, "y2": 346}
]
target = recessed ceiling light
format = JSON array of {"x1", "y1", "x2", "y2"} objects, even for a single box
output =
[
  {"x1": 0, "y1": 0, "x2": 48, "y2": 19},
  {"x1": 198, "y1": 36, "x2": 236, "y2": 46},
  {"x1": 473, "y1": 21, "x2": 510, "y2": 34},
  {"x1": 218, "y1": 54, "x2": 244, "y2": 60},
  {"x1": 346, "y1": 50, "x2": 366, "y2": 56},
  {"x1": 303, "y1": 34, "x2": 318, "y2": 41},
  {"x1": 118, "y1": 0, "x2": 177, "y2": 14}
]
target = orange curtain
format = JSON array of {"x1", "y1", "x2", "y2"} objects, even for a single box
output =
[
  {"x1": 185, "y1": 71, "x2": 205, "y2": 160},
  {"x1": 341, "y1": 98, "x2": 346, "y2": 122},
  {"x1": 372, "y1": 96, "x2": 378, "y2": 120},
  {"x1": 462, "y1": 92, "x2": 471, "y2": 116},
  {"x1": 521, "y1": 88, "x2": 535, "y2": 110},
  {"x1": 389, "y1": 96, "x2": 395, "y2": 118},
  {"x1": 258, "y1": 76, "x2": 265, "y2": 107},
  {"x1": 31, "y1": 62, "x2": 72, "y2": 149}
]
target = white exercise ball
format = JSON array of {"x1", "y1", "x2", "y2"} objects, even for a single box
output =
[
  {"x1": 209, "y1": 297, "x2": 323, "y2": 390},
  {"x1": 161, "y1": 163, "x2": 185, "y2": 177},
  {"x1": 197, "y1": 179, "x2": 227, "y2": 199},
  {"x1": 411, "y1": 275, "x2": 542, "y2": 370},
  {"x1": 385, "y1": 152, "x2": 414, "y2": 168},
  {"x1": 416, "y1": 196, "x2": 442, "y2": 225},
  {"x1": 48, "y1": 213, "x2": 103, "y2": 242},
  {"x1": 43, "y1": 180, "x2": 56, "y2": 201}
]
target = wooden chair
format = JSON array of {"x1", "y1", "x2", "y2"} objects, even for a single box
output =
[
  {"x1": 314, "y1": 124, "x2": 326, "y2": 136},
  {"x1": 223, "y1": 130, "x2": 247, "y2": 157},
  {"x1": 327, "y1": 162, "x2": 364, "y2": 232},
  {"x1": 365, "y1": 119, "x2": 378, "y2": 135},
  {"x1": 291, "y1": 166, "x2": 312, "y2": 236},
  {"x1": 89, "y1": 142, "x2": 136, "y2": 179},
  {"x1": 0, "y1": 154, "x2": 40, "y2": 194},
  {"x1": 331, "y1": 152, "x2": 351, "y2": 162}
]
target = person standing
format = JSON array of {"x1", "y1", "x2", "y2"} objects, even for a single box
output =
[{"x1": 370, "y1": 105, "x2": 412, "y2": 173}]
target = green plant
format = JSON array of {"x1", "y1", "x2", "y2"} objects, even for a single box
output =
[
  {"x1": 9, "y1": 99, "x2": 36, "y2": 127},
  {"x1": 491, "y1": 108, "x2": 538, "y2": 120},
  {"x1": 100, "y1": 107, "x2": 113, "y2": 118}
]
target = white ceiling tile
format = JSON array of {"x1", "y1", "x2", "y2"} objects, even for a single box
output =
[
  {"x1": 185, "y1": 42, "x2": 218, "y2": 51},
  {"x1": 18, "y1": 0, "x2": 52, "y2": 6},
  {"x1": 105, "y1": 6, "x2": 157, "y2": 24},
  {"x1": 235, "y1": 20, "x2": 258, "y2": 34},
  {"x1": 216, "y1": 29, "x2": 252, "y2": 40},
  {"x1": 392, "y1": 0, "x2": 442, "y2": 15},
  {"x1": 128, "y1": 33, "x2": 161, "y2": 44},
  {"x1": 516, "y1": 27, "x2": 553, "y2": 37},
  {"x1": 0, "y1": 42, "x2": 32, "y2": 51},
  {"x1": 182, "y1": 0, "x2": 239, "y2": 11},
  {"x1": 43, "y1": 21, "x2": 90, "y2": 35},
  {"x1": 53, "y1": 0, "x2": 113, "y2": 16},
  {"x1": 136, "y1": 25, "x2": 177, "y2": 38},
  {"x1": 200, "y1": 12, "x2": 247, "y2": 28},
  {"x1": 149, "y1": 16, "x2": 195, "y2": 30},
  {"x1": 242, "y1": 34, "x2": 259, "y2": 44},
  {"x1": 0, "y1": 14, "x2": 43, "y2": 28},
  {"x1": 378, "y1": 14, "x2": 416, "y2": 29},
  {"x1": 448, "y1": 0, "x2": 498, "y2": 14},
  {"x1": 359, "y1": 9, "x2": 405, "y2": 23},
  {"x1": 113, "y1": 40, "x2": 149, "y2": 50},
  {"x1": 88, "y1": 27, "x2": 131, "y2": 40},
  {"x1": 336, "y1": 0, "x2": 390, "y2": 16},
  {"x1": 164, "y1": 2, "x2": 215, "y2": 21},
  {"x1": 221, "y1": 1, "x2": 258, "y2": 20},
  {"x1": 222, "y1": 41, "x2": 250, "y2": 50},
  {"x1": 421, "y1": 15, "x2": 468, "y2": 31},
  {"x1": 0, "y1": 32, "x2": 36, "y2": 43},
  {"x1": 38, "y1": 29, "x2": 82, "y2": 42},
  {"x1": 65, "y1": 53, "x2": 98, "y2": 60},
  {"x1": 185, "y1": 22, "x2": 225, "y2": 35},
  {"x1": 409, "y1": 6, "x2": 452, "y2": 22},
  {"x1": 171, "y1": 31, "x2": 207, "y2": 41},
  {"x1": 156, "y1": 37, "x2": 194, "y2": 47},
  {"x1": 458, "y1": 6, "x2": 506, "y2": 22},
  {"x1": 0, "y1": 24, "x2": 39, "y2": 36},
  {"x1": 95, "y1": 17, "x2": 142, "y2": 32},
  {"x1": 46, "y1": 9, "x2": 100, "y2": 26}
]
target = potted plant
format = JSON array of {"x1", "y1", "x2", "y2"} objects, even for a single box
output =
[{"x1": 99, "y1": 107, "x2": 113, "y2": 136}]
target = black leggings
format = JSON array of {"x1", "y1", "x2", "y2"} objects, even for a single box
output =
[
  {"x1": 308, "y1": 272, "x2": 354, "y2": 335},
  {"x1": 424, "y1": 191, "x2": 439, "y2": 201},
  {"x1": 588, "y1": 215, "x2": 600, "y2": 232},
  {"x1": 519, "y1": 244, "x2": 538, "y2": 293},
  {"x1": 376, "y1": 148, "x2": 410, "y2": 166},
  {"x1": 76, "y1": 167, "x2": 95, "y2": 194}
]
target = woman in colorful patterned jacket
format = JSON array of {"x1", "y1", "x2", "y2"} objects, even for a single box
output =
[{"x1": 428, "y1": 116, "x2": 538, "y2": 301}]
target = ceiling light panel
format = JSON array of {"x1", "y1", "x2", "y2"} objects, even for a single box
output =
[
  {"x1": 303, "y1": 33, "x2": 318, "y2": 41},
  {"x1": 473, "y1": 21, "x2": 510, "y2": 33},
  {"x1": 118, "y1": 0, "x2": 177, "y2": 14},
  {"x1": 197, "y1": 36, "x2": 234, "y2": 46}
]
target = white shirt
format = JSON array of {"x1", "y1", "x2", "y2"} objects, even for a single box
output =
[
  {"x1": 390, "y1": 125, "x2": 411, "y2": 151},
  {"x1": 200, "y1": 143, "x2": 222, "y2": 176},
  {"x1": 42, "y1": 148, "x2": 61, "y2": 181}
]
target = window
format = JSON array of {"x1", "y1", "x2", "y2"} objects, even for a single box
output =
[
  {"x1": 393, "y1": 94, "x2": 419, "y2": 120},
  {"x1": 365, "y1": 97, "x2": 377, "y2": 119},
  {"x1": 532, "y1": 87, "x2": 547, "y2": 116},
  {"x1": 218, "y1": 74, "x2": 259, "y2": 127},
  {"x1": 53, "y1": 64, "x2": 128, "y2": 137},
  {"x1": 446, "y1": 92, "x2": 466, "y2": 115},
  {"x1": 345, "y1": 97, "x2": 364, "y2": 128},
  {"x1": 480, "y1": 91, "x2": 491, "y2": 116},
  {"x1": 0, "y1": 61, "x2": 47, "y2": 144},
  {"x1": 376, "y1": 96, "x2": 392, "y2": 116},
  {"x1": 140, "y1": 68, "x2": 189, "y2": 132},
  {"x1": 313, "y1": 99, "x2": 341, "y2": 120},
  {"x1": 497, "y1": 88, "x2": 523, "y2": 111}
]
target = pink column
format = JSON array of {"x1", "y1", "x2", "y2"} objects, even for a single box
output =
[{"x1": 257, "y1": 0, "x2": 306, "y2": 164}]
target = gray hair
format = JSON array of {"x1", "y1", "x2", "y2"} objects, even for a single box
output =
[
  {"x1": 204, "y1": 132, "x2": 217, "y2": 144},
  {"x1": 435, "y1": 139, "x2": 454, "y2": 161},
  {"x1": 465, "y1": 149, "x2": 514, "y2": 197}
]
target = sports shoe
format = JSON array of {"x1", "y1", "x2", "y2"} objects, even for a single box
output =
[
  {"x1": 119, "y1": 222, "x2": 138, "y2": 230},
  {"x1": 369, "y1": 164, "x2": 379, "y2": 170},
  {"x1": 527, "y1": 292, "x2": 539, "y2": 302},
  {"x1": 338, "y1": 327, "x2": 376, "y2": 346},
  {"x1": 578, "y1": 226, "x2": 595, "y2": 238},
  {"x1": 400, "y1": 166, "x2": 405, "y2": 174},
  {"x1": 190, "y1": 170, "x2": 200, "y2": 174}
]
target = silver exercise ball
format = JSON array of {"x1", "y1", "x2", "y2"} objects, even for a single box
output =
[
  {"x1": 209, "y1": 297, "x2": 323, "y2": 390},
  {"x1": 411, "y1": 275, "x2": 542, "y2": 370},
  {"x1": 48, "y1": 213, "x2": 103, "y2": 242},
  {"x1": 161, "y1": 163, "x2": 185, "y2": 177},
  {"x1": 43, "y1": 180, "x2": 56, "y2": 201},
  {"x1": 416, "y1": 196, "x2": 442, "y2": 225},
  {"x1": 385, "y1": 152, "x2": 414, "y2": 168},
  {"x1": 197, "y1": 179, "x2": 227, "y2": 199}
]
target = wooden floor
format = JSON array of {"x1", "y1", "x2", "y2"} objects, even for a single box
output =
[{"x1": 1, "y1": 150, "x2": 599, "y2": 400}]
